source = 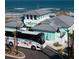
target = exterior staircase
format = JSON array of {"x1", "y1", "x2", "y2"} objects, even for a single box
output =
[{"x1": 41, "y1": 45, "x2": 63, "y2": 59}]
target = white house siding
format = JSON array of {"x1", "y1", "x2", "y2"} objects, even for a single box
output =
[
  {"x1": 55, "y1": 32, "x2": 60, "y2": 41},
  {"x1": 68, "y1": 25, "x2": 74, "y2": 34},
  {"x1": 54, "y1": 28, "x2": 68, "y2": 44},
  {"x1": 24, "y1": 20, "x2": 37, "y2": 27},
  {"x1": 44, "y1": 32, "x2": 55, "y2": 41},
  {"x1": 24, "y1": 14, "x2": 50, "y2": 27},
  {"x1": 38, "y1": 14, "x2": 50, "y2": 20},
  {"x1": 24, "y1": 14, "x2": 50, "y2": 20}
]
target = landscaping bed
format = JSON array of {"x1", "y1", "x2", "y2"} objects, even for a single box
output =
[{"x1": 5, "y1": 48, "x2": 25, "y2": 59}]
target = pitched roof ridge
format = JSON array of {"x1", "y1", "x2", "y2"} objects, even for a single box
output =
[
  {"x1": 49, "y1": 24, "x2": 57, "y2": 31},
  {"x1": 56, "y1": 16, "x2": 70, "y2": 27},
  {"x1": 34, "y1": 10, "x2": 40, "y2": 15}
]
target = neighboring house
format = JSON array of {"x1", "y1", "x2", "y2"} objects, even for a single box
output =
[
  {"x1": 31, "y1": 16, "x2": 74, "y2": 44},
  {"x1": 5, "y1": 12, "x2": 23, "y2": 18},
  {"x1": 23, "y1": 8, "x2": 53, "y2": 27},
  {"x1": 69, "y1": 12, "x2": 74, "y2": 17},
  {"x1": 68, "y1": 24, "x2": 74, "y2": 34},
  {"x1": 5, "y1": 20, "x2": 24, "y2": 28}
]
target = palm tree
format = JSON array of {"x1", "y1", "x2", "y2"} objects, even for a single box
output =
[
  {"x1": 13, "y1": 31, "x2": 17, "y2": 50},
  {"x1": 68, "y1": 31, "x2": 74, "y2": 59}
]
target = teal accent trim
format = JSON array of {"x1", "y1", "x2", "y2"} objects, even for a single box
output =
[
  {"x1": 37, "y1": 14, "x2": 49, "y2": 19},
  {"x1": 32, "y1": 30, "x2": 55, "y2": 41},
  {"x1": 60, "y1": 28, "x2": 68, "y2": 32},
  {"x1": 32, "y1": 29, "x2": 55, "y2": 32}
]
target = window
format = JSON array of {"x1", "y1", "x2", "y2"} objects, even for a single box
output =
[
  {"x1": 5, "y1": 31, "x2": 14, "y2": 37},
  {"x1": 27, "y1": 15, "x2": 29, "y2": 19},
  {"x1": 34, "y1": 15, "x2": 37, "y2": 20},
  {"x1": 60, "y1": 32, "x2": 65, "y2": 38},
  {"x1": 49, "y1": 15, "x2": 55, "y2": 18},
  {"x1": 30, "y1": 15, "x2": 33, "y2": 19},
  {"x1": 16, "y1": 31, "x2": 44, "y2": 44},
  {"x1": 46, "y1": 33, "x2": 49, "y2": 40}
]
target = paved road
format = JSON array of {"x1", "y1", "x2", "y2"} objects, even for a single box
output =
[
  {"x1": 5, "y1": 46, "x2": 63, "y2": 59},
  {"x1": 5, "y1": 47, "x2": 50, "y2": 59}
]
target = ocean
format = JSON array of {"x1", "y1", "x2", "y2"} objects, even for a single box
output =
[{"x1": 5, "y1": 1, "x2": 74, "y2": 12}]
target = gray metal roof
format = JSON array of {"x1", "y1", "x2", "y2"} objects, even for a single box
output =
[
  {"x1": 49, "y1": 17, "x2": 69, "y2": 28},
  {"x1": 31, "y1": 24, "x2": 57, "y2": 32},
  {"x1": 56, "y1": 16, "x2": 74, "y2": 27},
  {"x1": 42, "y1": 16, "x2": 74, "y2": 28},
  {"x1": 5, "y1": 20, "x2": 24, "y2": 28},
  {"x1": 31, "y1": 16, "x2": 74, "y2": 32},
  {"x1": 25, "y1": 8, "x2": 52, "y2": 16}
]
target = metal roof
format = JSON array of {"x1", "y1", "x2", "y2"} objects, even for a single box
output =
[
  {"x1": 56, "y1": 16, "x2": 74, "y2": 27},
  {"x1": 5, "y1": 20, "x2": 24, "y2": 28},
  {"x1": 25, "y1": 8, "x2": 52, "y2": 16},
  {"x1": 5, "y1": 27, "x2": 41, "y2": 35},
  {"x1": 49, "y1": 17, "x2": 69, "y2": 28},
  {"x1": 5, "y1": 27, "x2": 16, "y2": 32},
  {"x1": 31, "y1": 16, "x2": 74, "y2": 32},
  {"x1": 31, "y1": 24, "x2": 57, "y2": 32},
  {"x1": 19, "y1": 31, "x2": 41, "y2": 35},
  {"x1": 5, "y1": 13, "x2": 23, "y2": 17},
  {"x1": 42, "y1": 16, "x2": 74, "y2": 28}
]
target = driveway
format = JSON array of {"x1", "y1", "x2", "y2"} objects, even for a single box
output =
[{"x1": 5, "y1": 46, "x2": 63, "y2": 59}]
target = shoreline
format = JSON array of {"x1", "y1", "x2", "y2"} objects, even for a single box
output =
[{"x1": 5, "y1": 8, "x2": 74, "y2": 13}]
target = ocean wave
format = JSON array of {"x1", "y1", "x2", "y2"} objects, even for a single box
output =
[
  {"x1": 14, "y1": 8, "x2": 26, "y2": 10},
  {"x1": 51, "y1": 8, "x2": 60, "y2": 10}
]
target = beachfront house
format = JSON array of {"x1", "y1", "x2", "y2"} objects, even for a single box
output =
[
  {"x1": 31, "y1": 16, "x2": 74, "y2": 44},
  {"x1": 5, "y1": 17, "x2": 26, "y2": 30},
  {"x1": 23, "y1": 8, "x2": 53, "y2": 27}
]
